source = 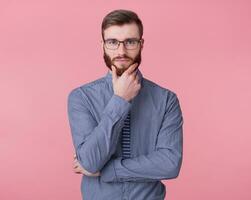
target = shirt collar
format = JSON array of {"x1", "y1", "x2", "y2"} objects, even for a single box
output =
[{"x1": 104, "y1": 68, "x2": 143, "y2": 86}]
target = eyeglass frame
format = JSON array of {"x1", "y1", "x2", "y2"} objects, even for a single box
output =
[{"x1": 103, "y1": 37, "x2": 143, "y2": 50}]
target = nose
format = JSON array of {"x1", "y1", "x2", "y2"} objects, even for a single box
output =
[{"x1": 117, "y1": 42, "x2": 127, "y2": 55}]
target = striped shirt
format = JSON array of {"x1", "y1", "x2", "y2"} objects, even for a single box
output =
[
  {"x1": 67, "y1": 69, "x2": 183, "y2": 200},
  {"x1": 121, "y1": 112, "x2": 131, "y2": 158}
]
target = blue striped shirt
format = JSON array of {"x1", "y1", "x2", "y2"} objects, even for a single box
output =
[{"x1": 67, "y1": 69, "x2": 183, "y2": 200}]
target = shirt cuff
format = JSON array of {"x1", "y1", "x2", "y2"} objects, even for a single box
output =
[{"x1": 102, "y1": 94, "x2": 131, "y2": 121}]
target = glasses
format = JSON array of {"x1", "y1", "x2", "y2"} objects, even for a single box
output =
[{"x1": 103, "y1": 38, "x2": 142, "y2": 50}]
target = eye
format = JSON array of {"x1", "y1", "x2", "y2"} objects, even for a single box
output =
[
  {"x1": 125, "y1": 39, "x2": 137, "y2": 45},
  {"x1": 106, "y1": 39, "x2": 118, "y2": 45}
]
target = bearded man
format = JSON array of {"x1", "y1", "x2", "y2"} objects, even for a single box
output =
[{"x1": 67, "y1": 9, "x2": 183, "y2": 200}]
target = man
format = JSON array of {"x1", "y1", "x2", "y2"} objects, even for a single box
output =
[{"x1": 67, "y1": 9, "x2": 183, "y2": 200}]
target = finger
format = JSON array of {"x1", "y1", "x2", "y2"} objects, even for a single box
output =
[
  {"x1": 74, "y1": 166, "x2": 83, "y2": 173},
  {"x1": 73, "y1": 161, "x2": 82, "y2": 168},
  {"x1": 73, "y1": 163, "x2": 78, "y2": 168},
  {"x1": 73, "y1": 166, "x2": 79, "y2": 172},
  {"x1": 124, "y1": 62, "x2": 138, "y2": 75},
  {"x1": 129, "y1": 68, "x2": 138, "y2": 80},
  {"x1": 111, "y1": 65, "x2": 118, "y2": 82},
  {"x1": 74, "y1": 168, "x2": 82, "y2": 174},
  {"x1": 89, "y1": 173, "x2": 100, "y2": 177},
  {"x1": 73, "y1": 154, "x2": 76, "y2": 159},
  {"x1": 134, "y1": 74, "x2": 140, "y2": 83},
  {"x1": 95, "y1": 172, "x2": 101, "y2": 176},
  {"x1": 73, "y1": 160, "x2": 81, "y2": 167}
]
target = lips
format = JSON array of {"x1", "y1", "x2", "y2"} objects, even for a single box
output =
[{"x1": 116, "y1": 59, "x2": 129, "y2": 62}]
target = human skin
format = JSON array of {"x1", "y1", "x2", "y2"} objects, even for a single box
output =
[{"x1": 102, "y1": 22, "x2": 144, "y2": 76}]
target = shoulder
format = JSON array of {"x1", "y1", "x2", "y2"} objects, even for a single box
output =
[
  {"x1": 68, "y1": 77, "x2": 107, "y2": 101},
  {"x1": 143, "y1": 78, "x2": 182, "y2": 119},
  {"x1": 142, "y1": 77, "x2": 178, "y2": 99}
]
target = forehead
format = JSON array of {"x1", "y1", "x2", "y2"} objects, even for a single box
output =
[{"x1": 103, "y1": 23, "x2": 140, "y2": 40}]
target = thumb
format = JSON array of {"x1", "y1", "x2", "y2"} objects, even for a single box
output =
[{"x1": 111, "y1": 65, "x2": 118, "y2": 82}]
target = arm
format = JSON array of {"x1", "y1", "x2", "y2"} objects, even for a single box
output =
[
  {"x1": 100, "y1": 92, "x2": 183, "y2": 182},
  {"x1": 73, "y1": 153, "x2": 100, "y2": 176},
  {"x1": 67, "y1": 88, "x2": 131, "y2": 174}
]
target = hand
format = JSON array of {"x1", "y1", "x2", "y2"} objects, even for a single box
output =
[
  {"x1": 111, "y1": 63, "x2": 141, "y2": 102},
  {"x1": 73, "y1": 154, "x2": 100, "y2": 177}
]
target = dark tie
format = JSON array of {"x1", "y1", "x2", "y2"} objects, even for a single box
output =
[{"x1": 121, "y1": 112, "x2": 131, "y2": 158}]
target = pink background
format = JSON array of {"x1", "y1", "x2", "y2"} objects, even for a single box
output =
[{"x1": 0, "y1": 0, "x2": 250, "y2": 199}]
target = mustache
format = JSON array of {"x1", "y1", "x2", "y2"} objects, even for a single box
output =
[
  {"x1": 113, "y1": 56, "x2": 132, "y2": 61},
  {"x1": 103, "y1": 48, "x2": 142, "y2": 76}
]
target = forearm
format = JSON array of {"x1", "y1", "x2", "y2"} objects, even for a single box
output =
[
  {"x1": 75, "y1": 109, "x2": 126, "y2": 174},
  {"x1": 100, "y1": 142, "x2": 183, "y2": 182},
  {"x1": 68, "y1": 89, "x2": 131, "y2": 174},
  {"x1": 100, "y1": 92, "x2": 183, "y2": 182}
]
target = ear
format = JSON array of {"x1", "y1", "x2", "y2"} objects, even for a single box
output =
[
  {"x1": 100, "y1": 38, "x2": 104, "y2": 49},
  {"x1": 140, "y1": 38, "x2": 144, "y2": 50}
]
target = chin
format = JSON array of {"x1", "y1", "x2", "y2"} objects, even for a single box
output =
[
  {"x1": 114, "y1": 63, "x2": 129, "y2": 70},
  {"x1": 116, "y1": 62, "x2": 129, "y2": 67}
]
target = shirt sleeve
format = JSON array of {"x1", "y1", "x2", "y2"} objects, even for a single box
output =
[
  {"x1": 100, "y1": 92, "x2": 183, "y2": 182},
  {"x1": 67, "y1": 88, "x2": 132, "y2": 174}
]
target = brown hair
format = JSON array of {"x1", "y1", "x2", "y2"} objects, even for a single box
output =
[{"x1": 101, "y1": 9, "x2": 143, "y2": 40}]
